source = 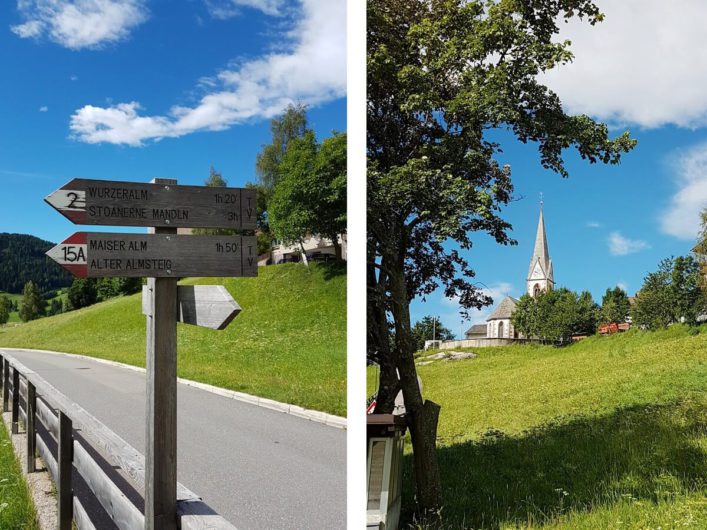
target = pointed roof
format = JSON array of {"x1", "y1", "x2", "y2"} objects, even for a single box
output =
[
  {"x1": 486, "y1": 297, "x2": 519, "y2": 321},
  {"x1": 527, "y1": 207, "x2": 552, "y2": 281}
]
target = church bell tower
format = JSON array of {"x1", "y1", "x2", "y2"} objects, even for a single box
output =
[{"x1": 527, "y1": 198, "x2": 554, "y2": 297}]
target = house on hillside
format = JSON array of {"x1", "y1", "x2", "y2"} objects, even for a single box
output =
[{"x1": 269, "y1": 234, "x2": 347, "y2": 264}]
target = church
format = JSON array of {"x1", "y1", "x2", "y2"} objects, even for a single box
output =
[{"x1": 466, "y1": 205, "x2": 554, "y2": 340}]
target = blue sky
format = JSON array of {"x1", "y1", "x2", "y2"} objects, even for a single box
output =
[
  {"x1": 411, "y1": 1, "x2": 707, "y2": 338},
  {"x1": 0, "y1": 0, "x2": 345, "y2": 243}
]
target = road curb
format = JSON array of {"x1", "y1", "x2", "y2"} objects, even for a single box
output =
[{"x1": 0, "y1": 348, "x2": 347, "y2": 430}]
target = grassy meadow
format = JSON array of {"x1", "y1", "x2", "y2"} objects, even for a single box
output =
[
  {"x1": 0, "y1": 263, "x2": 346, "y2": 416},
  {"x1": 0, "y1": 421, "x2": 38, "y2": 528},
  {"x1": 392, "y1": 326, "x2": 707, "y2": 529}
]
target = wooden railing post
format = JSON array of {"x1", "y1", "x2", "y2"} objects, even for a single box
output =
[
  {"x1": 26, "y1": 381, "x2": 36, "y2": 472},
  {"x1": 58, "y1": 411, "x2": 73, "y2": 530},
  {"x1": 11, "y1": 368, "x2": 19, "y2": 434},
  {"x1": 2, "y1": 358, "x2": 9, "y2": 412}
]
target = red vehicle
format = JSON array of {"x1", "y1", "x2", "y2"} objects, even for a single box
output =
[{"x1": 599, "y1": 322, "x2": 630, "y2": 335}]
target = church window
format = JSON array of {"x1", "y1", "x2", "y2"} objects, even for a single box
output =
[
  {"x1": 498, "y1": 321, "x2": 504, "y2": 338},
  {"x1": 533, "y1": 284, "x2": 541, "y2": 297}
]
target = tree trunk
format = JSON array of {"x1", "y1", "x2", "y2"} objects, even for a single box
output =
[
  {"x1": 332, "y1": 238, "x2": 343, "y2": 261},
  {"x1": 299, "y1": 240, "x2": 309, "y2": 267},
  {"x1": 388, "y1": 258, "x2": 443, "y2": 512},
  {"x1": 408, "y1": 400, "x2": 442, "y2": 512},
  {"x1": 368, "y1": 262, "x2": 399, "y2": 412}
]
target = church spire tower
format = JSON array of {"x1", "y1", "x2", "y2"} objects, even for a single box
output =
[{"x1": 527, "y1": 196, "x2": 554, "y2": 297}]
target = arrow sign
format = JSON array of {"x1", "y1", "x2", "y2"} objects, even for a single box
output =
[
  {"x1": 46, "y1": 232, "x2": 258, "y2": 278},
  {"x1": 45, "y1": 178, "x2": 257, "y2": 229},
  {"x1": 142, "y1": 285, "x2": 241, "y2": 330}
]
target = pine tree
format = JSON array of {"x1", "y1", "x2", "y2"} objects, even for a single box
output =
[{"x1": 19, "y1": 281, "x2": 46, "y2": 322}]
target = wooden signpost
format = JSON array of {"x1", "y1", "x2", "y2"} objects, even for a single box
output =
[
  {"x1": 45, "y1": 178, "x2": 257, "y2": 229},
  {"x1": 46, "y1": 232, "x2": 258, "y2": 278},
  {"x1": 45, "y1": 177, "x2": 256, "y2": 530}
]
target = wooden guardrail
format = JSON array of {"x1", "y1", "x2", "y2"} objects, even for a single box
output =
[{"x1": 0, "y1": 350, "x2": 237, "y2": 530}]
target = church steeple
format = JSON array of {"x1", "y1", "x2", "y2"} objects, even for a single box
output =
[{"x1": 527, "y1": 199, "x2": 554, "y2": 297}]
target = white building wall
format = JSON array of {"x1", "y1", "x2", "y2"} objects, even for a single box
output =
[{"x1": 488, "y1": 319, "x2": 514, "y2": 338}]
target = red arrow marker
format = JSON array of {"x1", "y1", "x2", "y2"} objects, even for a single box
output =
[{"x1": 46, "y1": 232, "x2": 88, "y2": 278}]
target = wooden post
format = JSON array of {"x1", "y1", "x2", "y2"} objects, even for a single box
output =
[
  {"x1": 11, "y1": 368, "x2": 19, "y2": 434},
  {"x1": 26, "y1": 382, "x2": 36, "y2": 472},
  {"x1": 3, "y1": 359, "x2": 9, "y2": 412},
  {"x1": 145, "y1": 178, "x2": 178, "y2": 530},
  {"x1": 58, "y1": 411, "x2": 73, "y2": 530}
]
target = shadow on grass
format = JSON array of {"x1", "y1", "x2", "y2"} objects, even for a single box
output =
[
  {"x1": 401, "y1": 400, "x2": 707, "y2": 529},
  {"x1": 316, "y1": 260, "x2": 347, "y2": 280}
]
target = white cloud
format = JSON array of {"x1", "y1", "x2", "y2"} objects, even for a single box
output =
[
  {"x1": 70, "y1": 0, "x2": 346, "y2": 145},
  {"x1": 70, "y1": 75, "x2": 79, "y2": 81},
  {"x1": 205, "y1": 0, "x2": 285, "y2": 18},
  {"x1": 660, "y1": 142, "x2": 707, "y2": 241},
  {"x1": 586, "y1": 221, "x2": 601, "y2": 229},
  {"x1": 607, "y1": 232, "x2": 650, "y2": 256},
  {"x1": 617, "y1": 282, "x2": 628, "y2": 293},
  {"x1": 542, "y1": 0, "x2": 707, "y2": 128},
  {"x1": 39, "y1": 106, "x2": 48, "y2": 112},
  {"x1": 11, "y1": 0, "x2": 148, "y2": 50}
]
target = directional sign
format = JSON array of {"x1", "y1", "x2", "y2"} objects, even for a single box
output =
[
  {"x1": 142, "y1": 285, "x2": 241, "y2": 330},
  {"x1": 46, "y1": 232, "x2": 258, "y2": 278},
  {"x1": 45, "y1": 178, "x2": 257, "y2": 229}
]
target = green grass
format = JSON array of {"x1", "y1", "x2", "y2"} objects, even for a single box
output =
[
  {"x1": 0, "y1": 421, "x2": 38, "y2": 529},
  {"x1": 396, "y1": 326, "x2": 707, "y2": 529},
  {"x1": 0, "y1": 263, "x2": 346, "y2": 416}
]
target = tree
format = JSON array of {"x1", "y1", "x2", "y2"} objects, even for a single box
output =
[
  {"x1": 256, "y1": 104, "x2": 308, "y2": 193},
  {"x1": 269, "y1": 131, "x2": 348, "y2": 261},
  {"x1": 411, "y1": 316, "x2": 454, "y2": 351},
  {"x1": 511, "y1": 294, "x2": 541, "y2": 338},
  {"x1": 0, "y1": 295, "x2": 10, "y2": 325},
  {"x1": 576, "y1": 290, "x2": 600, "y2": 335},
  {"x1": 19, "y1": 281, "x2": 46, "y2": 322},
  {"x1": 247, "y1": 182, "x2": 275, "y2": 256},
  {"x1": 270, "y1": 131, "x2": 318, "y2": 265},
  {"x1": 600, "y1": 286, "x2": 631, "y2": 325},
  {"x1": 47, "y1": 298, "x2": 63, "y2": 316},
  {"x1": 96, "y1": 278, "x2": 120, "y2": 301},
  {"x1": 670, "y1": 255, "x2": 704, "y2": 325},
  {"x1": 367, "y1": 0, "x2": 636, "y2": 511},
  {"x1": 513, "y1": 289, "x2": 596, "y2": 341},
  {"x1": 695, "y1": 210, "x2": 707, "y2": 304},
  {"x1": 631, "y1": 256, "x2": 704, "y2": 329},
  {"x1": 67, "y1": 278, "x2": 97, "y2": 310},
  {"x1": 116, "y1": 277, "x2": 143, "y2": 296},
  {"x1": 312, "y1": 132, "x2": 347, "y2": 260}
]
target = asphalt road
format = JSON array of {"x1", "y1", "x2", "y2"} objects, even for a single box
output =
[{"x1": 1, "y1": 348, "x2": 346, "y2": 530}]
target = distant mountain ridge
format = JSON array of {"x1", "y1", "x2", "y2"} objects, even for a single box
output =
[{"x1": 0, "y1": 233, "x2": 72, "y2": 293}]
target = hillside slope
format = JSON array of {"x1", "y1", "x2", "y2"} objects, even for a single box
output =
[
  {"x1": 0, "y1": 263, "x2": 346, "y2": 416},
  {"x1": 403, "y1": 327, "x2": 707, "y2": 529},
  {"x1": 0, "y1": 233, "x2": 72, "y2": 293}
]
